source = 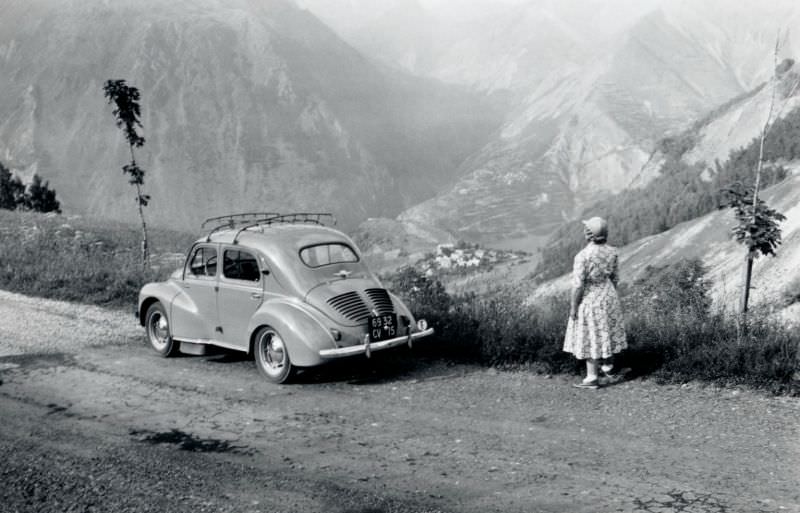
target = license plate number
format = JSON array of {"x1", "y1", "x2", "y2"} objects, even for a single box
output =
[{"x1": 368, "y1": 314, "x2": 397, "y2": 342}]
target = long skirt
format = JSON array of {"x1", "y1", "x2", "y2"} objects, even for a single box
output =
[{"x1": 563, "y1": 281, "x2": 627, "y2": 360}]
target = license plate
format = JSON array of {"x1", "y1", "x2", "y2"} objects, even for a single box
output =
[{"x1": 368, "y1": 314, "x2": 397, "y2": 342}]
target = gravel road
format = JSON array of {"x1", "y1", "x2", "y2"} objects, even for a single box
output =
[{"x1": 1, "y1": 290, "x2": 799, "y2": 513}]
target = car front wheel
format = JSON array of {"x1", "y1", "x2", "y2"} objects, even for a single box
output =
[
  {"x1": 253, "y1": 327, "x2": 294, "y2": 384},
  {"x1": 145, "y1": 302, "x2": 179, "y2": 357}
]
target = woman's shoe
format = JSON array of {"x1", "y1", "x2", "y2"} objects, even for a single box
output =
[{"x1": 573, "y1": 377, "x2": 600, "y2": 389}]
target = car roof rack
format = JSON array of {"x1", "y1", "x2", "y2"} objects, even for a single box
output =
[{"x1": 201, "y1": 212, "x2": 337, "y2": 242}]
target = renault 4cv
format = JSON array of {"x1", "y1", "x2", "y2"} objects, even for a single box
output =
[{"x1": 137, "y1": 213, "x2": 434, "y2": 383}]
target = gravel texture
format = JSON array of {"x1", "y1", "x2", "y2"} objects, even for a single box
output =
[{"x1": 1, "y1": 290, "x2": 799, "y2": 513}]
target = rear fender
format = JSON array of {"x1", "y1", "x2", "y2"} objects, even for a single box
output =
[
  {"x1": 389, "y1": 292, "x2": 421, "y2": 331},
  {"x1": 247, "y1": 299, "x2": 336, "y2": 367}
]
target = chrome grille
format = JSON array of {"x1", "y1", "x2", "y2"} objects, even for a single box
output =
[
  {"x1": 365, "y1": 288, "x2": 394, "y2": 315},
  {"x1": 327, "y1": 291, "x2": 370, "y2": 322}
]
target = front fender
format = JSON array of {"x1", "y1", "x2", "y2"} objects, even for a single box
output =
[
  {"x1": 247, "y1": 298, "x2": 336, "y2": 367},
  {"x1": 138, "y1": 281, "x2": 182, "y2": 325}
]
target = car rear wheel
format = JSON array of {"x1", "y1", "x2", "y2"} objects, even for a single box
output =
[
  {"x1": 253, "y1": 327, "x2": 294, "y2": 384},
  {"x1": 145, "y1": 302, "x2": 179, "y2": 357}
]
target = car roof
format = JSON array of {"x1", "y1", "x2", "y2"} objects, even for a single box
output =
[{"x1": 198, "y1": 223, "x2": 357, "y2": 255}]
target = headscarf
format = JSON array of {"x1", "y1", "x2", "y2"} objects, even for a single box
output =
[{"x1": 582, "y1": 216, "x2": 608, "y2": 243}]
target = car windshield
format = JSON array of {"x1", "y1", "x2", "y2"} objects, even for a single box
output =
[{"x1": 300, "y1": 243, "x2": 358, "y2": 268}]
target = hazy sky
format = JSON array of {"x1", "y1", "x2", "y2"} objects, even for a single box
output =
[{"x1": 295, "y1": 0, "x2": 666, "y2": 39}]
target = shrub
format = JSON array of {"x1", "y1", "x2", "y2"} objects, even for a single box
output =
[
  {"x1": 389, "y1": 261, "x2": 799, "y2": 392},
  {"x1": 622, "y1": 258, "x2": 712, "y2": 323},
  {"x1": 387, "y1": 267, "x2": 575, "y2": 370}
]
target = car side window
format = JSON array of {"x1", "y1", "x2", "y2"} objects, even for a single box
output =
[
  {"x1": 188, "y1": 247, "x2": 218, "y2": 278},
  {"x1": 223, "y1": 249, "x2": 260, "y2": 282}
]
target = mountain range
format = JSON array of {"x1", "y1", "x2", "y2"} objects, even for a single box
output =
[
  {"x1": 390, "y1": 1, "x2": 800, "y2": 245},
  {"x1": 0, "y1": 0, "x2": 504, "y2": 231},
  {"x1": 517, "y1": 62, "x2": 800, "y2": 316},
  {"x1": 2, "y1": 0, "x2": 800, "y2": 247}
]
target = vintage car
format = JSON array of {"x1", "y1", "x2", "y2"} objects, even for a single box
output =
[{"x1": 137, "y1": 213, "x2": 434, "y2": 383}]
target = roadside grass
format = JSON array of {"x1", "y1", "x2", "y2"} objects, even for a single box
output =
[
  {"x1": 388, "y1": 265, "x2": 800, "y2": 394},
  {"x1": 0, "y1": 210, "x2": 195, "y2": 308},
  {"x1": 1, "y1": 210, "x2": 796, "y2": 392}
]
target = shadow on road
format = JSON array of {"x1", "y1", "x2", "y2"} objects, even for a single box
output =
[{"x1": 197, "y1": 346, "x2": 472, "y2": 386}]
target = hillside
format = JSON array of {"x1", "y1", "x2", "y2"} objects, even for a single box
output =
[
  {"x1": 531, "y1": 61, "x2": 800, "y2": 282},
  {"x1": 0, "y1": 0, "x2": 503, "y2": 231},
  {"x1": 529, "y1": 168, "x2": 800, "y2": 319},
  {"x1": 395, "y1": 2, "x2": 800, "y2": 245}
]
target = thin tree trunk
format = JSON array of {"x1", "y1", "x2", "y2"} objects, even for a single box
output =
[
  {"x1": 129, "y1": 146, "x2": 149, "y2": 271},
  {"x1": 739, "y1": 252, "x2": 754, "y2": 314},
  {"x1": 742, "y1": 39, "x2": 780, "y2": 315},
  {"x1": 135, "y1": 181, "x2": 149, "y2": 270}
]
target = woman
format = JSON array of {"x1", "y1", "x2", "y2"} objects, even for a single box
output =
[{"x1": 563, "y1": 216, "x2": 627, "y2": 389}]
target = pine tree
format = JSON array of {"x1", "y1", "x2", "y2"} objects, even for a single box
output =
[
  {"x1": 0, "y1": 162, "x2": 28, "y2": 211},
  {"x1": 0, "y1": 162, "x2": 16, "y2": 210},
  {"x1": 24, "y1": 174, "x2": 61, "y2": 213}
]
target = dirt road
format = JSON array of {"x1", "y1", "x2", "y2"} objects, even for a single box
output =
[{"x1": 1, "y1": 290, "x2": 798, "y2": 513}]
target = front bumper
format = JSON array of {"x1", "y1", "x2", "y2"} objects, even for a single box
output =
[{"x1": 319, "y1": 327, "x2": 435, "y2": 359}]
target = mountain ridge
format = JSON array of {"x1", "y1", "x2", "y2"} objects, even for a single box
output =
[{"x1": 0, "y1": 0, "x2": 504, "y2": 230}]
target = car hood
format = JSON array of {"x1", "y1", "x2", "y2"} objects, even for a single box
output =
[{"x1": 305, "y1": 278, "x2": 395, "y2": 328}]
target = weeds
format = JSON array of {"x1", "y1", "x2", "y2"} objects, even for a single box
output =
[
  {"x1": 0, "y1": 210, "x2": 193, "y2": 308},
  {"x1": 390, "y1": 262, "x2": 799, "y2": 393}
]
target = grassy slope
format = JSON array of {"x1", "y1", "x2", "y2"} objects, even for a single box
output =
[{"x1": 0, "y1": 210, "x2": 196, "y2": 308}]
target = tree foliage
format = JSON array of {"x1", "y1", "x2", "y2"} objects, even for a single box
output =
[
  {"x1": 0, "y1": 162, "x2": 61, "y2": 214},
  {"x1": 0, "y1": 162, "x2": 25, "y2": 210},
  {"x1": 23, "y1": 174, "x2": 62, "y2": 213},
  {"x1": 720, "y1": 182, "x2": 786, "y2": 257},
  {"x1": 103, "y1": 79, "x2": 150, "y2": 267},
  {"x1": 103, "y1": 79, "x2": 145, "y2": 149}
]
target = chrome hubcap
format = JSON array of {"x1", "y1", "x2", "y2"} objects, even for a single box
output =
[
  {"x1": 259, "y1": 331, "x2": 286, "y2": 375},
  {"x1": 149, "y1": 313, "x2": 169, "y2": 349}
]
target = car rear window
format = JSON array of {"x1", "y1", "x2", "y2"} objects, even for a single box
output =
[{"x1": 300, "y1": 243, "x2": 358, "y2": 268}]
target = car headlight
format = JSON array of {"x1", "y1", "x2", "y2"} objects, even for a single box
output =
[{"x1": 416, "y1": 319, "x2": 428, "y2": 331}]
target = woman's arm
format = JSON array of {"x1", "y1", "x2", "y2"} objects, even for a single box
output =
[
  {"x1": 570, "y1": 284, "x2": 584, "y2": 320},
  {"x1": 569, "y1": 252, "x2": 586, "y2": 320},
  {"x1": 610, "y1": 252, "x2": 619, "y2": 289}
]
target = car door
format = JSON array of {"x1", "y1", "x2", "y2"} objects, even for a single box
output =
[
  {"x1": 171, "y1": 244, "x2": 220, "y2": 341},
  {"x1": 216, "y1": 247, "x2": 264, "y2": 350}
]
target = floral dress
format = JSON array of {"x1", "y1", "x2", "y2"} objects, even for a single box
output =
[{"x1": 563, "y1": 243, "x2": 627, "y2": 360}]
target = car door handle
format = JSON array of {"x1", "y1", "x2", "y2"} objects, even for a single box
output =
[{"x1": 251, "y1": 293, "x2": 262, "y2": 300}]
